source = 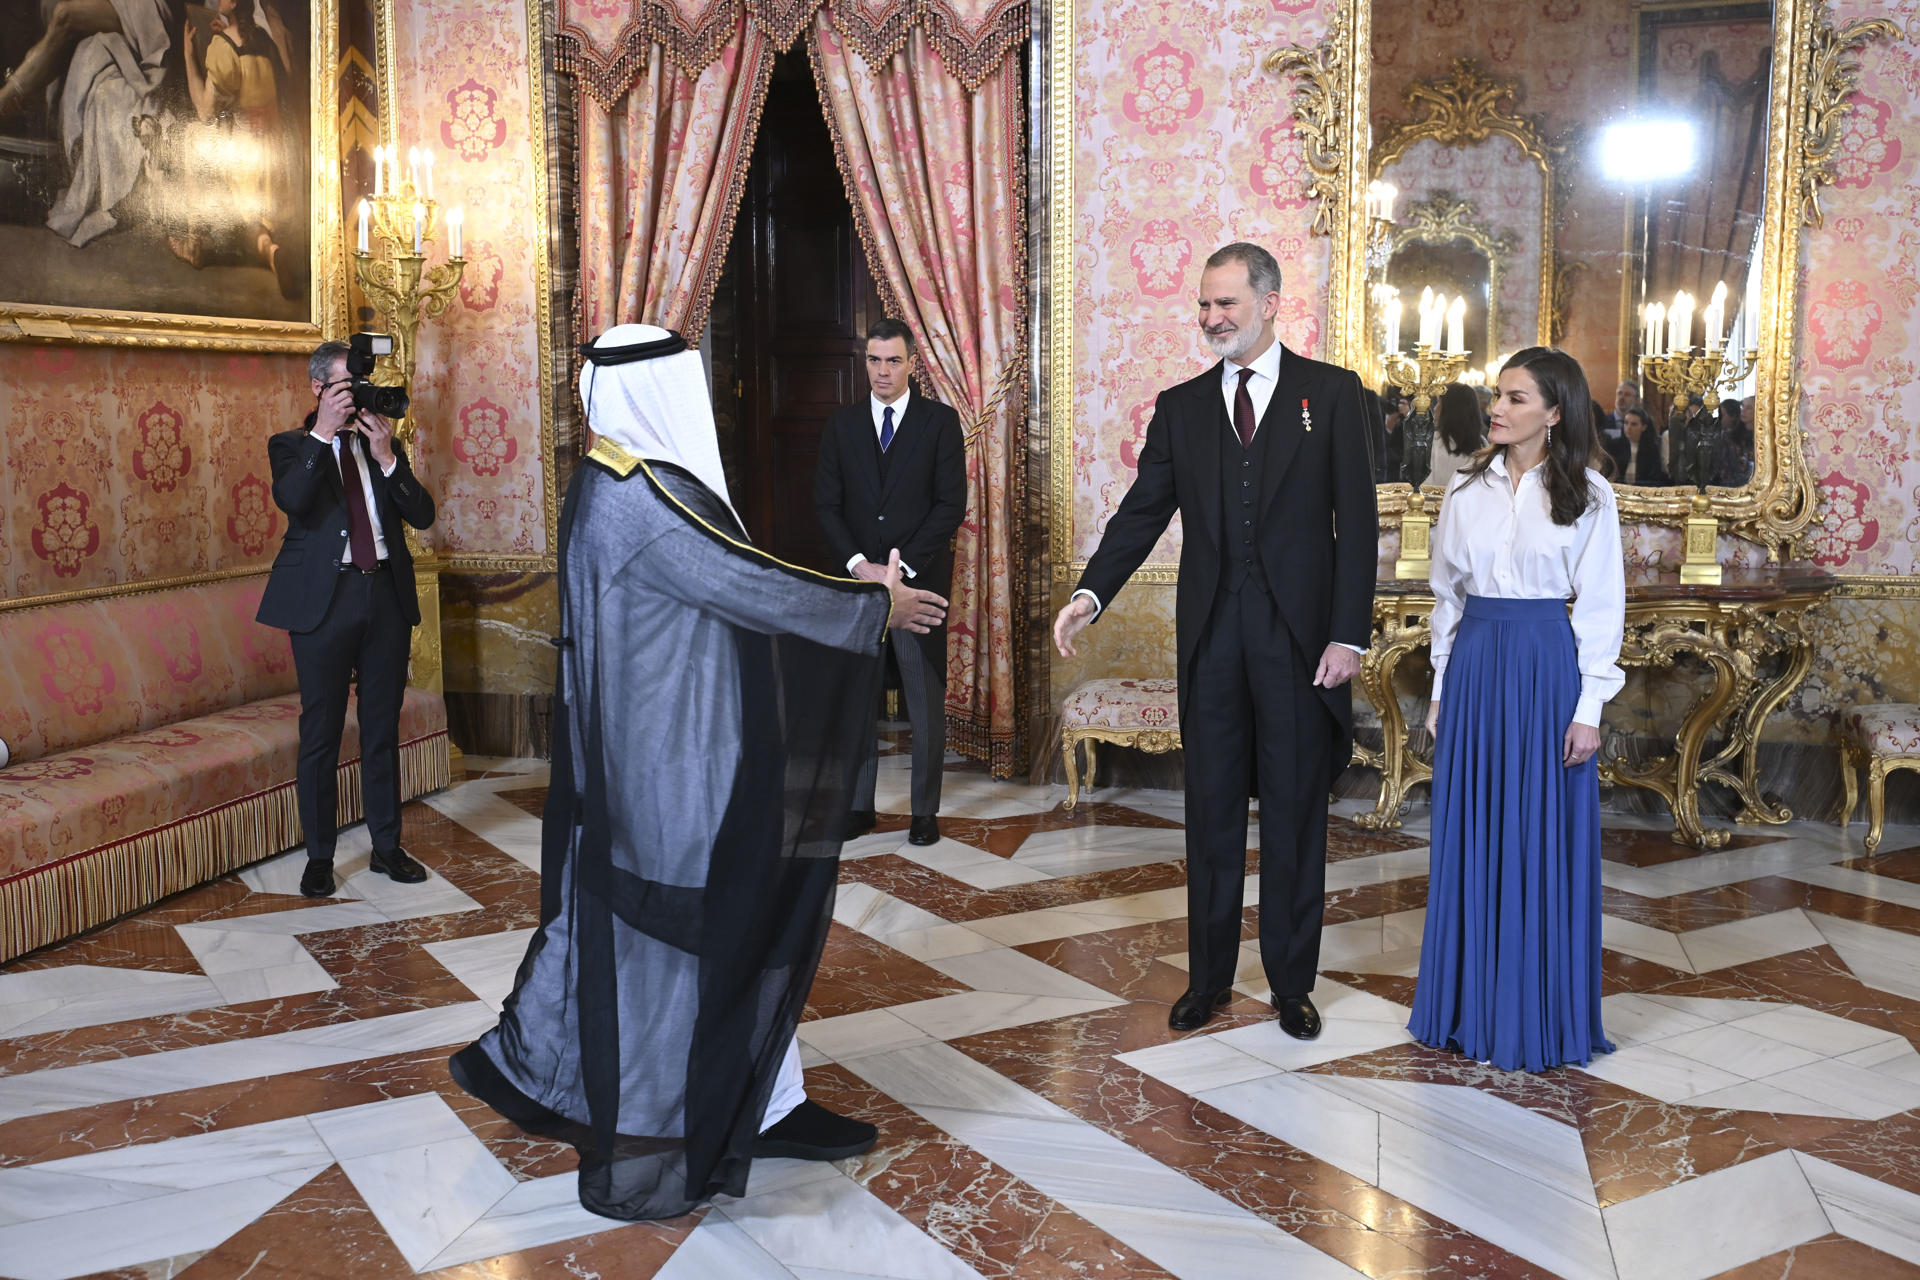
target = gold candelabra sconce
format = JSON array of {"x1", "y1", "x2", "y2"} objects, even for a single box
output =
[
  {"x1": 1638, "y1": 281, "x2": 1759, "y2": 404},
  {"x1": 350, "y1": 143, "x2": 466, "y2": 453}
]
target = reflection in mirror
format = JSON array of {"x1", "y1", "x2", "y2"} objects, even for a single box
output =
[{"x1": 1363, "y1": 0, "x2": 1775, "y2": 492}]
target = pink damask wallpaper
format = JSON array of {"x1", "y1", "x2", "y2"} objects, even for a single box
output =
[
  {"x1": 388, "y1": 0, "x2": 550, "y2": 560},
  {"x1": 0, "y1": 347, "x2": 305, "y2": 601}
]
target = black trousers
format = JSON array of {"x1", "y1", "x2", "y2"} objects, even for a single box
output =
[
  {"x1": 289, "y1": 566, "x2": 411, "y2": 862},
  {"x1": 1182, "y1": 580, "x2": 1334, "y2": 997},
  {"x1": 852, "y1": 637, "x2": 946, "y2": 817}
]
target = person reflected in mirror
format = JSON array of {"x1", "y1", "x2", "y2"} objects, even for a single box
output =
[
  {"x1": 1601, "y1": 379, "x2": 1642, "y2": 445},
  {"x1": 1711, "y1": 397, "x2": 1754, "y2": 487},
  {"x1": 1606, "y1": 407, "x2": 1669, "y2": 486},
  {"x1": 1379, "y1": 388, "x2": 1407, "y2": 483},
  {"x1": 1427, "y1": 383, "x2": 1483, "y2": 492},
  {"x1": 1411, "y1": 346, "x2": 1624, "y2": 1073}
]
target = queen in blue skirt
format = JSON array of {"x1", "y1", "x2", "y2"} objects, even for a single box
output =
[{"x1": 1409, "y1": 347, "x2": 1626, "y2": 1073}]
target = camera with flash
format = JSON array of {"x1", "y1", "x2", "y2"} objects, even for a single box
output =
[{"x1": 346, "y1": 333, "x2": 411, "y2": 419}]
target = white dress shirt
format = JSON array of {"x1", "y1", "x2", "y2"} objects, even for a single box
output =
[
  {"x1": 331, "y1": 429, "x2": 397, "y2": 564},
  {"x1": 1428, "y1": 452, "x2": 1626, "y2": 727},
  {"x1": 848, "y1": 390, "x2": 916, "y2": 579}
]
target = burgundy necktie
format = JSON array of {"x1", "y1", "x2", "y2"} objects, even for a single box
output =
[
  {"x1": 1233, "y1": 367, "x2": 1257, "y2": 449},
  {"x1": 338, "y1": 435, "x2": 377, "y2": 570}
]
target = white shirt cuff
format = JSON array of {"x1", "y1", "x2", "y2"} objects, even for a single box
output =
[
  {"x1": 847, "y1": 554, "x2": 866, "y2": 575},
  {"x1": 379, "y1": 456, "x2": 397, "y2": 477},
  {"x1": 1334, "y1": 642, "x2": 1365, "y2": 655},
  {"x1": 1071, "y1": 588, "x2": 1102, "y2": 619},
  {"x1": 1573, "y1": 693, "x2": 1605, "y2": 729},
  {"x1": 849, "y1": 554, "x2": 914, "y2": 578}
]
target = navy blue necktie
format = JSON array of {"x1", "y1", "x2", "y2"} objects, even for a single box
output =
[{"x1": 880, "y1": 405, "x2": 895, "y2": 451}]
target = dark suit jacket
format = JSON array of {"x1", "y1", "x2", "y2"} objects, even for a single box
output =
[
  {"x1": 1605, "y1": 432, "x2": 1670, "y2": 487},
  {"x1": 256, "y1": 416, "x2": 437, "y2": 634},
  {"x1": 814, "y1": 388, "x2": 968, "y2": 664},
  {"x1": 1075, "y1": 347, "x2": 1379, "y2": 758}
]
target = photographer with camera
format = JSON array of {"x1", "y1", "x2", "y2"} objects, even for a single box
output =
[{"x1": 257, "y1": 337, "x2": 437, "y2": 898}]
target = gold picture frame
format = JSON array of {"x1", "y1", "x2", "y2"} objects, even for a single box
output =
[
  {"x1": 1261, "y1": 0, "x2": 1899, "y2": 556},
  {"x1": 0, "y1": 0, "x2": 346, "y2": 351}
]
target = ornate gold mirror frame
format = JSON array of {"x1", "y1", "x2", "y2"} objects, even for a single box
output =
[
  {"x1": 1267, "y1": 0, "x2": 1898, "y2": 555},
  {"x1": 1373, "y1": 194, "x2": 1519, "y2": 389}
]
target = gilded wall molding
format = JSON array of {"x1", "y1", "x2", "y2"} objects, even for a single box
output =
[
  {"x1": 0, "y1": 567, "x2": 270, "y2": 614},
  {"x1": 1800, "y1": 14, "x2": 1903, "y2": 227},
  {"x1": 1384, "y1": 195, "x2": 1516, "y2": 361}
]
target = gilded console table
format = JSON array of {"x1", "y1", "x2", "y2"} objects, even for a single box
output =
[{"x1": 1354, "y1": 566, "x2": 1836, "y2": 848}]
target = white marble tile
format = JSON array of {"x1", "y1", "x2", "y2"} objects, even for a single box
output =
[
  {"x1": 182, "y1": 899, "x2": 389, "y2": 937},
  {"x1": 1009, "y1": 825, "x2": 1188, "y2": 877},
  {"x1": 240, "y1": 840, "x2": 371, "y2": 897},
  {"x1": 1376, "y1": 1112, "x2": 1613, "y2": 1280},
  {"x1": 1601, "y1": 917, "x2": 1696, "y2": 973},
  {"x1": 173, "y1": 926, "x2": 312, "y2": 975},
  {"x1": 336, "y1": 1134, "x2": 517, "y2": 1270},
  {"x1": 1795, "y1": 1152, "x2": 1920, "y2": 1267},
  {"x1": 30, "y1": 1115, "x2": 328, "y2": 1191},
  {"x1": 1381, "y1": 908, "x2": 1426, "y2": 950},
  {"x1": 898, "y1": 838, "x2": 1052, "y2": 889},
  {"x1": 423, "y1": 787, "x2": 545, "y2": 871},
  {"x1": 885, "y1": 991, "x2": 1119, "y2": 1041},
  {"x1": 1195, "y1": 1073, "x2": 1379, "y2": 1184},
  {"x1": 1052, "y1": 1199, "x2": 1365, "y2": 1280},
  {"x1": 967, "y1": 887, "x2": 1191, "y2": 946},
  {"x1": 1785, "y1": 862, "x2": 1920, "y2": 912},
  {"x1": 1728, "y1": 1004, "x2": 1905, "y2": 1056},
  {"x1": 921, "y1": 780, "x2": 1060, "y2": 821},
  {"x1": 1603, "y1": 1149, "x2": 1828, "y2": 1280},
  {"x1": 1319, "y1": 1076, "x2": 1597, "y2": 1205},
  {"x1": 797, "y1": 1009, "x2": 934, "y2": 1063},
  {"x1": 0, "y1": 968, "x2": 224, "y2": 1039},
  {"x1": 1598, "y1": 993, "x2": 1717, "y2": 1046},
  {"x1": 0, "y1": 1002, "x2": 494, "y2": 1122},
  {"x1": 308, "y1": 1092, "x2": 473, "y2": 1161},
  {"x1": 872, "y1": 923, "x2": 1002, "y2": 964},
  {"x1": 0, "y1": 1167, "x2": 177, "y2": 1226},
  {"x1": 344, "y1": 865, "x2": 483, "y2": 922},
  {"x1": 1637, "y1": 993, "x2": 1786, "y2": 1024},
  {"x1": 721, "y1": 1169, "x2": 984, "y2": 1279},
  {"x1": 425, "y1": 1172, "x2": 625, "y2": 1270},
  {"x1": 424, "y1": 928, "x2": 536, "y2": 1010},
  {"x1": 848, "y1": 1041, "x2": 1060, "y2": 1118},
  {"x1": 206, "y1": 959, "x2": 339, "y2": 1007},
  {"x1": 1764, "y1": 1056, "x2": 1920, "y2": 1121},
  {"x1": 1574, "y1": 1043, "x2": 1746, "y2": 1102},
  {"x1": 1657, "y1": 1024, "x2": 1826, "y2": 1078},
  {"x1": 1090, "y1": 787, "x2": 1188, "y2": 822},
  {"x1": 1209, "y1": 1012, "x2": 1414, "y2": 1073},
  {"x1": 839, "y1": 830, "x2": 909, "y2": 861},
  {"x1": 737, "y1": 1156, "x2": 848, "y2": 1201},
  {"x1": 1677, "y1": 909, "x2": 1826, "y2": 973},
  {"x1": 1840, "y1": 1037, "x2": 1920, "y2": 1083},
  {"x1": 1809, "y1": 911, "x2": 1920, "y2": 1004},
  {"x1": 1322, "y1": 847, "x2": 1432, "y2": 892},
  {"x1": 927, "y1": 948, "x2": 1120, "y2": 1003},
  {"x1": 654, "y1": 1213, "x2": 797, "y2": 1279},
  {"x1": 1685, "y1": 1081, "x2": 1860, "y2": 1118},
  {"x1": 0, "y1": 1168, "x2": 329, "y2": 1280},
  {"x1": 1115, "y1": 1036, "x2": 1279, "y2": 1095},
  {"x1": 833, "y1": 883, "x2": 952, "y2": 941}
]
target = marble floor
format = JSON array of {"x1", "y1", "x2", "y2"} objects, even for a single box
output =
[{"x1": 5, "y1": 749, "x2": 1920, "y2": 1280}]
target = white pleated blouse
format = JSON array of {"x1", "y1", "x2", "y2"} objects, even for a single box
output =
[{"x1": 1428, "y1": 451, "x2": 1627, "y2": 728}]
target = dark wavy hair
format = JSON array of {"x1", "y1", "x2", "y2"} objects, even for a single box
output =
[
  {"x1": 1435, "y1": 383, "x2": 1483, "y2": 456},
  {"x1": 1461, "y1": 346, "x2": 1597, "y2": 526}
]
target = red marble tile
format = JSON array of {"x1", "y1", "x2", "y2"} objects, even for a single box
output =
[
  {"x1": 1015, "y1": 920, "x2": 1197, "y2": 1003},
  {"x1": 176, "y1": 1165, "x2": 417, "y2": 1280},
  {"x1": 805, "y1": 924, "x2": 970, "y2": 1019},
  {"x1": 492, "y1": 784, "x2": 548, "y2": 819},
  {"x1": 1600, "y1": 826, "x2": 1784, "y2": 868},
  {"x1": 1712, "y1": 1233, "x2": 1920, "y2": 1279}
]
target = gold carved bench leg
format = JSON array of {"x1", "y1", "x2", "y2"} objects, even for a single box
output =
[
  {"x1": 1836, "y1": 742, "x2": 1860, "y2": 827},
  {"x1": 1084, "y1": 739, "x2": 1099, "y2": 796},
  {"x1": 1867, "y1": 757, "x2": 1890, "y2": 855},
  {"x1": 1063, "y1": 726, "x2": 1083, "y2": 810}
]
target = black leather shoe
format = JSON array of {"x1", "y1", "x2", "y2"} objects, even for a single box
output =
[
  {"x1": 299, "y1": 858, "x2": 335, "y2": 898},
  {"x1": 369, "y1": 846, "x2": 429, "y2": 883},
  {"x1": 1274, "y1": 994, "x2": 1323, "y2": 1040},
  {"x1": 754, "y1": 1099, "x2": 878, "y2": 1161},
  {"x1": 843, "y1": 810, "x2": 877, "y2": 841},
  {"x1": 1168, "y1": 987, "x2": 1232, "y2": 1031},
  {"x1": 908, "y1": 815, "x2": 939, "y2": 846}
]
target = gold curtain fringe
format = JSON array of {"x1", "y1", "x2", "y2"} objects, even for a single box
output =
[
  {"x1": 556, "y1": 4, "x2": 741, "y2": 108},
  {"x1": 826, "y1": 0, "x2": 1029, "y2": 95},
  {"x1": 0, "y1": 732, "x2": 450, "y2": 964}
]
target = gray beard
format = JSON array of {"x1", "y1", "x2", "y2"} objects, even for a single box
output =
[{"x1": 1203, "y1": 327, "x2": 1258, "y2": 362}]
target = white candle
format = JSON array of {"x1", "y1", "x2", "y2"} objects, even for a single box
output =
[
  {"x1": 448, "y1": 206, "x2": 464, "y2": 259},
  {"x1": 412, "y1": 201, "x2": 424, "y2": 254},
  {"x1": 1418, "y1": 287, "x2": 1435, "y2": 348},
  {"x1": 1385, "y1": 295, "x2": 1402, "y2": 355},
  {"x1": 1378, "y1": 182, "x2": 1396, "y2": 223},
  {"x1": 1446, "y1": 295, "x2": 1466, "y2": 355},
  {"x1": 356, "y1": 199, "x2": 369, "y2": 254},
  {"x1": 1647, "y1": 302, "x2": 1665, "y2": 357},
  {"x1": 1703, "y1": 281, "x2": 1727, "y2": 352},
  {"x1": 423, "y1": 149, "x2": 434, "y2": 200}
]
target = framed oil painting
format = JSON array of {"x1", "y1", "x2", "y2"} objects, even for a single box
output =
[{"x1": 0, "y1": 0, "x2": 344, "y2": 350}]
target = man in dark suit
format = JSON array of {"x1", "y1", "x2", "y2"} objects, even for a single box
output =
[
  {"x1": 1053, "y1": 243, "x2": 1378, "y2": 1038},
  {"x1": 815, "y1": 318, "x2": 968, "y2": 847},
  {"x1": 1605, "y1": 407, "x2": 1669, "y2": 486},
  {"x1": 258, "y1": 340, "x2": 437, "y2": 898}
]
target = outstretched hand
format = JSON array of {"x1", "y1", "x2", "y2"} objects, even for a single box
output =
[
  {"x1": 1313, "y1": 643, "x2": 1362, "y2": 689},
  {"x1": 884, "y1": 549, "x2": 946, "y2": 633},
  {"x1": 1052, "y1": 595, "x2": 1096, "y2": 657}
]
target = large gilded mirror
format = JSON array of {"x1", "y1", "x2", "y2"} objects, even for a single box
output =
[{"x1": 1272, "y1": 0, "x2": 1898, "y2": 554}]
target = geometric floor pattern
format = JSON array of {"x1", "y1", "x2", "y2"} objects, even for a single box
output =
[{"x1": 5, "y1": 744, "x2": 1920, "y2": 1278}]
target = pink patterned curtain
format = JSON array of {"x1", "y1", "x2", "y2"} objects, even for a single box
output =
[
  {"x1": 575, "y1": 18, "x2": 775, "y2": 341},
  {"x1": 810, "y1": 12, "x2": 1026, "y2": 775}
]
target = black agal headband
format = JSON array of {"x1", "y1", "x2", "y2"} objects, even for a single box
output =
[{"x1": 579, "y1": 330, "x2": 688, "y2": 365}]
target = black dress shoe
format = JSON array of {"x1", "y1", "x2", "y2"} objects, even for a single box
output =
[
  {"x1": 843, "y1": 810, "x2": 877, "y2": 841},
  {"x1": 908, "y1": 815, "x2": 939, "y2": 846},
  {"x1": 299, "y1": 858, "x2": 335, "y2": 898},
  {"x1": 754, "y1": 1099, "x2": 878, "y2": 1161},
  {"x1": 369, "y1": 846, "x2": 429, "y2": 883},
  {"x1": 449, "y1": 1044, "x2": 567, "y2": 1136},
  {"x1": 1168, "y1": 987, "x2": 1232, "y2": 1032},
  {"x1": 1274, "y1": 994, "x2": 1323, "y2": 1040}
]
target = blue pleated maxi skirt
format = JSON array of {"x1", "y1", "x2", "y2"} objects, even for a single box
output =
[{"x1": 1408, "y1": 595, "x2": 1614, "y2": 1072}]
